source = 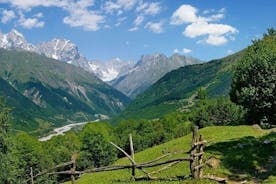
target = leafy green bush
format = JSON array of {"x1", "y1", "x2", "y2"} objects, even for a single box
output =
[
  {"x1": 191, "y1": 97, "x2": 245, "y2": 128},
  {"x1": 230, "y1": 28, "x2": 276, "y2": 125},
  {"x1": 78, "y1": 123, "x2": 116, "y2": 169}
]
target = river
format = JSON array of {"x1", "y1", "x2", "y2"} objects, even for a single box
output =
[{"x1": 39, "y1": 120, "x2": 99, "y2": 142}]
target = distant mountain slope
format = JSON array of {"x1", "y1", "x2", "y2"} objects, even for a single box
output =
[
  {"x1": 0, "y1": 49, "x2": 130, "y2": 134},
  {"x1": 110, "y1": 53, "x2": 201, "y2": 98},
  {"x1": 0, "y1": 29, "x2": 135, "y2": 83},
  {"x1": 113, "y1": 51, "x2": 244, "y2": 122},
  {"x1": 0, "y1": 29, "x2": 201, "y2": 98}
]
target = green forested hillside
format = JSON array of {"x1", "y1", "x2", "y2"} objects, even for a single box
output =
[
  {"x1": 114, "y1": 51, "x2": 244, "y2": 122},
  {"x1": 0, "y1": 49, "x2": 130, "y2": 134}
]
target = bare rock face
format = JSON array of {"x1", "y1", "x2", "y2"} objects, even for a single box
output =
[{"x1": 110, "y1": 53, "x2": 201, "y2": 98}]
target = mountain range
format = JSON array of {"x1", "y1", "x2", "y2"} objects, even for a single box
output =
[
  {"x1": 0, "y1": 48, "x2": 130, "y2": 134},
  {"x1": 113, "y1": 50, "x2": 245, "y2": 123},
  {"x1": 111, "y1": 53, "x2": 201, "y2": 98},
  {"x1": 0, "y1": 29, "x2": 200, "y2": 98},
  {"x1": 0, "y1": 29, "x2": 205, "y2": 134}
]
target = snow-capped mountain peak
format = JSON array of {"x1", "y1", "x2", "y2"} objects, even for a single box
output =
[
  {"x1": 0, "y1": 29, "x2": 34, "y2": 51},
  {"x1": 36, "y1": 38, "x2": 80, "y2": 62},
  {"x1": 10, "y1": 29, "x2": 24, "y2": 38},
  {"x1": 88, "y1": 58, "x2": 135, "y2": 82}
]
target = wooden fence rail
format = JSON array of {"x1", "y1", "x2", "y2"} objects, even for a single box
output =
[{"x1": 25, "y1": 126, "x2": 224, "y2": 184}]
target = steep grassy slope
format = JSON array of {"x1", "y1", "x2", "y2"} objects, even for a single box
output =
[
  {"x1": 66, "y1": 126, "x2": 275, "y2": 184},
  {"x1": 0, "y1": 49, "x2": 130, "y2": 134},
  {"x1": 114, "y1": 51, "x2": 244, "y2": 122}
]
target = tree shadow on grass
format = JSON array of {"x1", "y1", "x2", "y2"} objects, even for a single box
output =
[{"x1": 205, "y1": 132, "x2": 276, "y2": 181}]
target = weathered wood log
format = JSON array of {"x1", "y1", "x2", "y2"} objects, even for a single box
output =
[
  {"x1": 193, "y1": 140, "x2": 207, "y2": 146},
  {"x1": 203, "y1": 175, "x2": 227, "y2": 183},
  {"x1": 139, "y1": 153, "x2": 171, "y2": 165},
  {"x1": 194, "y1": 163, "x2": 205, "y2": 170},
  {"x1": 71, "y1": 153, "x2": 78, "y2": 184},
  {"x1": 47, "y1": 157, "x2": 191, "y2": 175},
  {"x1": 110, "y1": 141, "x2": 136, "y2": 165},
  {"x1": 193, "y1": 152, "x2": 204, "y2": 157},
  {"x1": 30, "y1": 167, "x2": 34, "y2": 184},
  {"x1": 198, "y1": 135, "x2": 204, "y2": 178},
  {"x1": 25, "y1": 161, "x2": 74, "y2": 183},
  {"x1": 137, "y1": 157, "x2": 191, "y2": 168},
  {"x1": 149, "y1": 161, "x2": 181, "y2": 175},
  {"x1": 129, "y1": 134, "x2": 135, "y2": 179},
  {"x1": 190, "y1": 126, "x2": 198, "y2": 178},
  {"x1": 110, "y1": 141, "x2": 153, "y2": 179}
]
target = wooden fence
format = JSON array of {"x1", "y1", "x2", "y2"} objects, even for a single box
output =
[{"x1": 26, "y1": 126, "x2": 226, "y2": 184}]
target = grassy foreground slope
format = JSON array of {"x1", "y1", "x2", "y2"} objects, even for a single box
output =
[{"x1": 67, "y1": 126, "x2": 275, "y2": 184}]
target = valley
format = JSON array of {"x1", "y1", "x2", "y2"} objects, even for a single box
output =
[{"x1": 0, "y1": 2, "x2": 275, "y2": 183}]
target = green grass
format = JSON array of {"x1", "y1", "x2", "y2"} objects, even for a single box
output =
[{"x1": 64, "y1": 125, "x2": 275, "y2": 184}]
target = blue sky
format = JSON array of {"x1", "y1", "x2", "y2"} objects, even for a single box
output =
[{"x1": 0, "y1": 0, "x2": 275, "y2": 62}]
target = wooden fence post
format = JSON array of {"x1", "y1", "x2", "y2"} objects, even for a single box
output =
[
  {"x1": 190, "y1": 126, "x2": 198, "y2": 178},
  {"x1": 30, "y1": 167, "x2": 34, "y2": 184},
  {"x1": 71, "y1": 153, "x2": 78, "y2": 184},
  {"x1": 198, "y1": 134, "x2": 204, "y2": 178},
  {"x1": 129, "y1": 134, "x2": 136, "y2": 179}
]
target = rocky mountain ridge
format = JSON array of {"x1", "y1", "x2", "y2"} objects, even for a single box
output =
[{"x1": 0, "y1": 29, "x2": 201, "y2": 97}]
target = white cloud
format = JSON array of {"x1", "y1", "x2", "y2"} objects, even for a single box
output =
[
  {"x1": 184, "y1": 22, "x2": 237, "y2": 46},
  {"x1": 182, "y1": 48, "x2": 192, "y2": 54},
  {"x1": 171, "y1": 4, "x2": 238, "y2": 46},
  {"x1": 219, "y1": 8, "x2": 226, "y2": 13},
  {"x1": 173, "y1": 49, "x2": 179, "y2": 53},
  {"x1": 0, "y1": 0, "x2": 104, "y2": 31},
  {"x1": 63, "y1": 9, "x2": 104, "y2": 31},
  {"x1": 170, "y1": 4, "x2": 224, "y2": 25},
  {"x1": 117, "y1": 10, "x2": 123, "y2": 15},
  {"x1": 19, "y1": 16, "x2": 44, "y2": 29},
  {"x1": 208, "y1": 13, "x2": 224, "y2": 21},
  {"x1": 136, "y1": 2, "x2": 161, "y2": 16},
  {"x1": 183, "y1": 22, "x2": 237, "y2": 38},
  {"x1": 76, "y1": 0, "x2": 95, "y2": 9},
  {"x1": 145, "y1": 21, "x2": 164, "y2": 33},
  {"x1": 129, "y1": 15, "x2": 142, "y2": 31},
  {"x1": 114, "y1": 16, "x2": 126, "y2": 27},
  {"x1": 34, "y1": 12, "x2": 43, "y2": 18},
  {"x1": 205, "y1": 35, "x2": 227, "y2": 46},
  {"x1": 104, "y1": 24, "x2": 111, "y2": 29},
  {"x1": 1, "y1": 9, "x2": 16, "y2": 23},
  {"x1": 170, "y1": 4, "x2": 205, "y2": 25},
  {"x1": 103, "y1": 0, "x2": 138, "y2": 14},
  {"x1": 227, "y1": 49, "x2": 233, "y2": 54},
  {"x1": 104, "y1": 1, "x2": 121, "y2": 13},
  {"x1": 117, "y1": 0, "x2": 137, "y2": 10},
  {"x1": 134, "y1": 15, "x2": 144, "y2": 26},
  {"x1": 0, "y1": 0, "x2": 68, "y2": 10},
  {"x1": 0, "y1": 0, "x2": 163, "y2": 33},
  {"x1": 202, "y1": 9, "x2": 214, "y2": 15},
  {"x1": 128, "y1": 26, "x2": 139, "y2": 32}
]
